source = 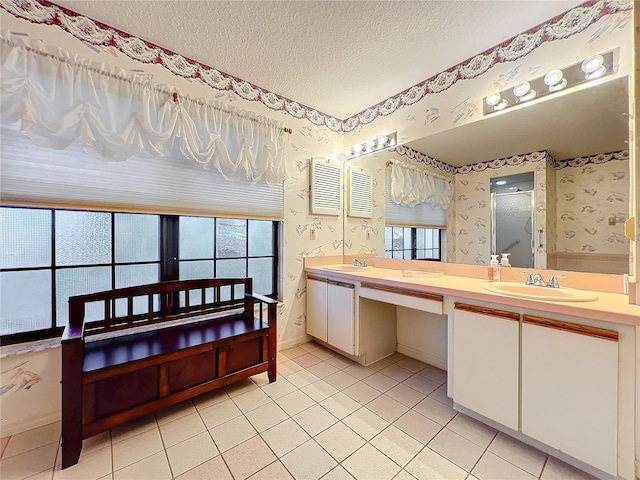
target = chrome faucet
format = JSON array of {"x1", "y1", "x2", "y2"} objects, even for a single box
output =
[
  {"x1": 352, "y1": 258, "x2": 368, "y2": 268},
  {"x1": 546, "y1": 274, "x2": 566, "y2": 288},
  {"x1": 520, "y1": 272, "x2": 565, "y2": 288}
]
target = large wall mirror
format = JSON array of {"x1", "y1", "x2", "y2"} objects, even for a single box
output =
[{"x1": 344, "y1": 76, "x2": 630, "y2": 275}]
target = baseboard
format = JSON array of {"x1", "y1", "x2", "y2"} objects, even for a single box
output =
[
  {"x1": 397, "y1": 344, "x2": 447, "y2": 370},
  {"x1": 1, "y1": 410, "x2": 61, "y2": 437},
  {"x1": 278, "y1": 334, "x2": 311, "y2": 351}
]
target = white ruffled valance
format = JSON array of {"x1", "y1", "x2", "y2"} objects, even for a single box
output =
[
  {"x1": 0, "y1": 32, "x2": 286, "y2": 184},
  {"x1": 390, "y1": 160, "x2": 453, "y2": 209}
]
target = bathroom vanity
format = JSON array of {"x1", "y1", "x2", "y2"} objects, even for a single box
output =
[{"x1": 304, "y1": 259, "x2": 639, "y2": 480}]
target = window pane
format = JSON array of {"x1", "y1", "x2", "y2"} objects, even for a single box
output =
[
  {"x1": 416, "y1": 250, "x2": 426, "y2": 259},
  {"x1": 249, "y1": 258, "x2": 273, "y2": 295},
  {"x1": 1, "y1": 208, "x2": 51, "y2": 269},
  {"x1": 115, "y1": 264, "x2": 160, "y2": 316},
  {"x1": 216, "y1": 219, "x2": 246, "y2": 258},
  {"x1": 403, "y1": 228, "x2": 413, "y2": 250},
  {"x1": 248, "y1": 221, "x2": 273, "y2": 256},
  {"x1": 392, "y1": 228, "x2": 403, "y2": 250},
  {"x1": 115, "y1": 214, "x2": 159, "y2": 263},
  {"x1": 384, "y1": 227, "x2": 392, "y2": 251},
  {"x1": 55, "y1": 211, "x2": 111, "y2": 266},
  {"x1": 425, "y1": 229, "x2": 434, "y2": 249},
  {"x1": 403, "y1": 250, "x2": 412, "y2": 260},
  {"x1": 392, "y1": 250, "x2": 403, "y2": 259},
  {"x1": 1, "y1": 270, "x2": 51, "y2": 335},
  {"x1": 179, "y1": 217, "x2": 214, "y2": 260},
  {"x1": 416, "y1": 229, "x2": 425, "y2": 249},
  {"x1": 217, "y1": 259, "x2": 246, "y2": 277},
  {"x1": 56, "y1": 266, "x2": 111, "y2": 326},
  {"x1": 179, "y1": 261, "x2": 214, "y2": 306}
]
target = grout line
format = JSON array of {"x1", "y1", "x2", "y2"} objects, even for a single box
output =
[{"x1": 538, "y1": 454, "x2": 550, "y2": 479}]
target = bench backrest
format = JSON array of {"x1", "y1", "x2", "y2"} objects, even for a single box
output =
[{"x1": 68, "y1": 278, "x2": 253, "y2": 338}]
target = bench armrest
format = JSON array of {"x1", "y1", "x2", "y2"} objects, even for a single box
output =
[
  {"x1": 249, "y1": 293, "x2": 279, "y2": 305},
  {"x1": 61, "y1": 323, "x2": 84, "y2": 343}
]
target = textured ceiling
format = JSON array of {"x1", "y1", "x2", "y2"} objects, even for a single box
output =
[{"x1": 53, "y1": 0, "x2": 586, "y2": 119}]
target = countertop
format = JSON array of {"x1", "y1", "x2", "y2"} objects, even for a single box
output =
[{"x1": 304, "y1": 264, "x2": 640, "y2": 327}]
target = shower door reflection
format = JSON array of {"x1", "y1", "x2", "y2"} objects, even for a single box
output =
[{"x1": 491, "y1": 191, "x2": 534, "y2": 268}]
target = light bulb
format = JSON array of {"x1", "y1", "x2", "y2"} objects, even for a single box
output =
[
  {"x1": 520, "y1": 89, "x2": 537, "y2": 102},
  {"x1": 581, "y1": 54, "x2": 604, "y2": 74},
  {"x1": 495, "y1": 180, "x2": 507, "y2": 186},
  {"x1": 494, "y1": 99, "x2": 508, "y2": 111},
  {"x1": 377, "y1": 136, "x2": 388, "y2": 147},
  {"x1": 485, "y1": 93, "x2": 502, "y2": 107},
  {"x1": 366, "y1": 139, "x2": 375, "y2": 149},
  {"x1": 513, "y1": 81, "x2": 531, "y2": 97},
  {"x1": 353, "y1": 143, "x2": 363, "y2": 153},
  {"x1": 544, "y1": 69, "x2": 563, "y2": 86}
]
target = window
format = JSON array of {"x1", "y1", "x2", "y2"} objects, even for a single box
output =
[
  {"x1": 0, "y1": 207, "x2": 279, "y2": 345},
  {"x1": 385, "y1": 227, "x2": 442, "y2": 260}
]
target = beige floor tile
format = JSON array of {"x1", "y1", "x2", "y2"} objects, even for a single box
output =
[
  {"x1": 386, "y1": 384, "x2": 426, "y2": 408},
  {"x1": 209, "y1": 415, "x2": 257, "y2": 453},
  {"x1": 223, "y1": 436, "x2": 277, "y2": 479},
  {"x1": 393, "y1": 410, "x2": 442, "y2": 445},
  {"x1": 413, "y1": 397, "x2": 457, "y2": 426},
  {"x1": 428, "y1": 383, "x2": 453, "y2": 407},
  {"x1": 306, "y1": 361, "x2": 340, "y2": 379},
  {"x1": 113, "y1": 451, "x2": 171, "y2": 480},
  {"x1": 192, "y1": 388, "x2": 230, "y2": 410},
  {"x1": 380, "y1": 364, "x2": 413, "y2": 382},
  {"x1": 80, "y1": 431, "x2": 111, "y2": 458},
  {"x1": 280, "y1": 346, "x2": 307, "y2": 359},
  {"x1": 428, "y1": 429, "x2": 484, "y2": 472},
  {"x1": 367, "y1": 358, "x2": 395, "y2": 371},
  {"x1": 260, "y1": 377, "x2": 298, "y2": 400},
  {"x1": 198, "y1": 398, "x2": 242, "y2": 429},
  {"x1": 0, "y1": 437, "x2": 9, "y2": 458},
  {"x1": 3, "y1": 422, "x2": 60, "y2": 459},
  {"x1": 396, "y1": 357, "x2": 428, "y2": 373},
  {"x1": 278, "y1": 360, "x2": 304, "y2": 376},
  {"x1": 386, "y1": 352, "x2": 407, "y2": 363},
  {"x1": 488, "y1": 432, "x2": 547, "y2": 477},
  {"x1": 371, "y1": 426, "x2": 422, "y2": 468},
  {"x1": 362, "y1": 372, "x2": 399, "y2": 393},
  {"x1": 286, "y1": 369, "x2": 320, "y2": 388},
  {"x1": 366, "y1": 394, "x2": 409, "y2": 423},
  {"x1": 275, "y1": 389, "x2": 316, "y2": 416},
  {"x1": 261, "y1": 419, "x2": 310, "y2": 457},
  {"x1": 417, "y1": 365, "x2": 448, "y2": 383},
  {"x1": 321, "y1": 465, "x2": 355, "y2": 480},
  {"x1": 315, "y1": 422, "x2": 365, "y2": 462},
  {"x1": 250, "y1": 371, "x2": 272, "y2": 386},
  {"x1": 343, "y1": 444, "x2": 401, "y2": 480},
  {"x1": 52, "y1": 445, "x2": 111, "y2": 480},
  {"x1": 248, "y1": 460, "x2": 294, "y2": 480},
  {"x1": 25, "y1": 468, "x2": 56, "y2": 480},
  {"x1": 343, "y1": 364, "x2": 376, "y2": 380},
  {"x1": 232, "y1": 387, "x2": 272, "y2": 413},
  {"x1": 471, "y1": 451, "x2": 536, "y2": 480},
  {"x1": 293, "y1": 404, "x2": 338, "y2": 436},
  {"x1": 447, "y1": 413, "x2": 497, "y2": 449},
  {"x1": 324, "y1": 371, "x2": 359, "y2": 390},
  {"x1": 313, "y1": 348, "x2": 337, "y2": 361},
  {"x1": 1, "y1": 442, "x2": 58, "y2": 480},
  {"x1": 405, "y1": 447, "x2": 467, "y2": 480},
  {"x1": 175, "y1": 455, "x2": 232, "y2": 480},
  {"x1": 111, "y1": 414, "x2": 157, "y2": 444},
  {"x1": 165, "y1": 431, "x2": 218, "y2": 477},
  {"x1": 224, "y1": 378, "x2": 258, "y2": 397},
  {"x1": 159, "y1": 412, "x2": 206, "y2": 448},
  {"x1": 112, "y1": 428, "x2": 163, "y2": 471},
  {"x1": 325, "y1": 355, "x2": 354, "y2": 369},
  {"x1": 343, "y1": 381, "x2": 382, "y2": 404},
  {"x1": 155, "y1": 399, "x2": 197, "y2": 425},
  {"x1": 342, "y1": 407, "x2": 389, "y2": 441},
  {"x1": 541, "y1": 456, "x2": 598, "y2": 480},
  {"x1": 299, "y1": 341, "x2": 323, "y2": 353},
  {"x1": 320, "y1": 392, "x2": 362, "y2": 419},
  {"x1": 245, "y1": 401, "x2": 289, "y2": 432},
  {"x1": 301, "y1": 379, "x2": 339, "y2": 402},
  {"x1": 403, "y1": 374, "x2": 441, "y2": 396},
  {"x1": 281, "y1": 440, "x2": 337, "y2": 480},
  {"x1": 294, "y1": 353, "x2": 323, "y2": 368},
  {"x1": 392, "y1": 470, "x2": 417, "y2": 480}
]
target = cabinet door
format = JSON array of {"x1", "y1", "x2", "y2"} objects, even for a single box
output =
[
  {"x1": 521, "y1": 317, "x2": 618, "y2": 476},
  {"x1": 452, "y1": 303, "x2": 519, "y2": 430},
  {"x1": 306, "y1": 277, "x2": 328, "y2": 342},
  {"x1": 327, "y1": 281, "x2": 355, "y2": 355}
]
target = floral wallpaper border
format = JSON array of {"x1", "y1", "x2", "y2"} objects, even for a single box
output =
[
  {"x1": 548, "y1": 149, "x2": 629, "y2": 169},
  {"x1": 0, "y1": 0, "x2": 631, "y2": 132}
]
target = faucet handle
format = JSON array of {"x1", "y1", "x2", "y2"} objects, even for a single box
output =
[
  {"x1": 520, "y1": 271, "x2": 535, "y2": 285},
  {"x1": 547, "y1": 274, "x2": 567, "y2": 288}
]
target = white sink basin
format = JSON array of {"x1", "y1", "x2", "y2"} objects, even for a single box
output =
[
  {"x1": 323, "y1": 264, "x2": 372, "y2": 272},
  {"x1": 482, "y1": 282, "x2": 598, "y2": 302}
]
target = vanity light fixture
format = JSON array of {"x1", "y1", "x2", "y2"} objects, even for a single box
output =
[
  {"x1": 495, "y1": 180, "x2": 507, "y2": 185},
  {"x1": 543, "y1": 69, "x2": 567, "y2": 92},
  {"x1": 581, "y1": 54, "x2": 606, "y2": 80},
  {"x1": 513, "y1": 81, "x2": 536, "y2": 102},
  {"x1": 345, "y1": 131, "x2": 397, "y2": 159},
  {"x1": 485, "y1": 93, "x2": 508, "y2": 111}
]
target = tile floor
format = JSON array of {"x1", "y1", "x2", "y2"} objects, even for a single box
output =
[{"x1": 0, "y1": 342, "x2": 598, "y2": 480}]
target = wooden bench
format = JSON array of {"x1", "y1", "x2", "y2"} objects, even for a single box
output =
[{"x1": 61, "y1": 278, "x2": 277, "y2": 468}]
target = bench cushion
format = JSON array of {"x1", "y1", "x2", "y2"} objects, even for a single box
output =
[{"x1": 83, "y1": 314, "x2": 267, "y2": 374}]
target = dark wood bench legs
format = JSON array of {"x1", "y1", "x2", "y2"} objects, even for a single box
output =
[{"x1": 61, "y1": 339, "x2": 83, "y2": 469}]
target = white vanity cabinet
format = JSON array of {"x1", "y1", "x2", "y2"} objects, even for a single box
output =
[
  {"x1": 306, "y1": 275, "x2": 355, "y2": 355},
  {"x1": 521, "y1": 315, "x2": 619, "y2": 476},
  {"x1": 452, "y1": 302, "x2": 519, "y2": 430}
]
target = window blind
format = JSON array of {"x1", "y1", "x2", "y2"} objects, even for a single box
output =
[
  {"x1": 385, "y1": 171, "x2": 447, "y2": 227},
  {"x1": 0, "y1": 124, "x2": 283, "y2": 220}
]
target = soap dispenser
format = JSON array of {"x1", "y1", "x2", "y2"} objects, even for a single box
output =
[
  {"x1": 500, "y1": 253, "x2": 511, "y2": 267},
  {"x1": 488, "y1": 255, "x2": 501, "y2": 282}
]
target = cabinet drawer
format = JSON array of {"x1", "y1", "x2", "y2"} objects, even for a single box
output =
[{"x1": 360, "y1": 282, "x2": 443, "y2": 314}]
